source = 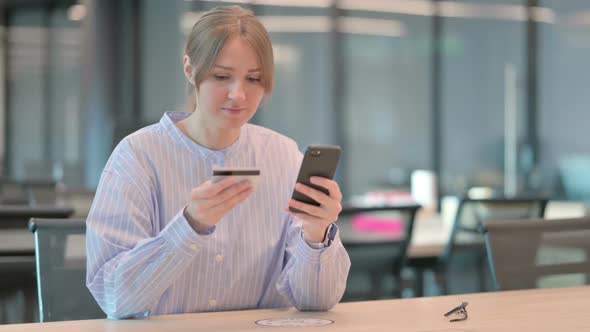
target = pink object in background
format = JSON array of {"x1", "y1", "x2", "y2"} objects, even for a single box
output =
[{"x1": 352, "y1": 214, "x2": 404, "y2": 234}]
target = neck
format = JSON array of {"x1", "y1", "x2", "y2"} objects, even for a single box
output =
[{"x1": 178, "y1": 112, "x2": 241, "y2": 150}]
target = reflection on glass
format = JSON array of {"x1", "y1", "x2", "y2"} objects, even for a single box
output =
[
  {"x1": 342, "y1": 10, "x2": 431, "y2": 196},
  {"x1": 441, "y1": 0, "x2": 526, "y2": 196},
  {"x1": 539, "y1": 0, "x2": 590, "y2": 198}
]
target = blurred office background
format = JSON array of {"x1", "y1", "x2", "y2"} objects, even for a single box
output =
[
  {"x1": 1, "y1": 0, "x2": 589, "y2": 199},
  {"x1": 0, "y1": 0, "x2": 589, "y2": 201},
  {"x1": 0, "y1": 0, "x2": 589, "y2": 324}
]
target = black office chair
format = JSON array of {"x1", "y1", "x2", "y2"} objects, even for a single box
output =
[
  {"x1": 406, "y1": 196, "x2": 549, "y2": 296},
  {"x1": 340, "y1": 204, "x2": 420, "y2": 300},
  {"x1": 0, "y1": 206, "x2": 74, "y2": 230},
  {"x1": 0, "y1": 206, "x2": 75, "y2": 323},
  {"x1": 482, "y1": 217, "x2": 590, "y2": 291},
  {"x1": 29, "y1": 218, "x2": 104, "y2": 322}
]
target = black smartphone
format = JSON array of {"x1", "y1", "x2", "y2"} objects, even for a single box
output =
[{"x1": 289, "y1": 145, "x2": 341, "y2": 214}]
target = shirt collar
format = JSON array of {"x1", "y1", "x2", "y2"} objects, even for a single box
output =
[{"x1": 160, "y1": 111, "x2": 248, "y2": 165}]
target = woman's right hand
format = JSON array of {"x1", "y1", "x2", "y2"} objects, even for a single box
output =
[{"x1": 184, "y1": 177, "x2": 254, "y2": 234}]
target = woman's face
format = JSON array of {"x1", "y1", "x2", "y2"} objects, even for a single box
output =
[{"x1": 195, "y1": 37, "x2": 265, "y2": 131}]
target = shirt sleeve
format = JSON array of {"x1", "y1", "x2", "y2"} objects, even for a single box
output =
[
  {"x1": 85, "y1": 141, "x2": 210, "y2": 319},
  {"x1": 275, "y1": 216, "x2": 351, "y2": 311}
]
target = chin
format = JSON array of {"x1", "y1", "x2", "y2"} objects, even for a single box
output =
[
  {"x1": 225, "y1": 113, "x2": 254, "y2": 127},
  {"x1": 221, "y1": 117, "x2": 250, "y2": 130}
]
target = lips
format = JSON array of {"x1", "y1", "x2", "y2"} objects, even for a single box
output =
[{"x1": 223, "y1": 107, "x2": 246, "y2": 115}]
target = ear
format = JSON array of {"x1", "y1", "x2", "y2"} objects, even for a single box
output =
[{"x1": 183, "y1": 54, "x2": 195, "y2": 85}]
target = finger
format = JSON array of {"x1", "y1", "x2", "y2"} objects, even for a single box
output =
[
  {"x1": 190, "y1": 181, "x2": 251, "y2": 218},
  {"x1": 211, "y1": 185, "x2": 254, "y2": 215},
  {"x1": 310, "y1": 177, "x2": 343, "y2": 200},
  {"x1": 208, "y1": 185, "x2": 254, "y2": 216},
  {"x1": 285, "y1": 208, "x2": 324, "y2": 223},
  {"x1": 206, "y1": 180, "x2": 253, "y2": 208},
  {"x1": 287, "y1": 199, "x2": 330, "y2": 220},
  {"x1": 294, "y1": 183, "x2": 333, "y2": 207},
  {"x1": 192, "y1": 177, "x2": 239, "y2": 199}
]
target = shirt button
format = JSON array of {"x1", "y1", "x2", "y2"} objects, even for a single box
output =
[
  {"x1": 215, "y1": 254, "x2": 223, "y2": 263},
  {"x1": 190, "y1": 244, "x2": 197, "y2": 251},
  {"x1": 209, "y1": 299, "x2": 217, "y2": 306}
]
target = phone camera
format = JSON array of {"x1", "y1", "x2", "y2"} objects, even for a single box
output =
[{"x1": 310, "y1": 150, "x2": 321, "y2": 157}]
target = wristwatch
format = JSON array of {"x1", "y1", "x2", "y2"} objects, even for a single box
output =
[{"x1": 304, "y1": 223, "x2": 337, "y2": 249}]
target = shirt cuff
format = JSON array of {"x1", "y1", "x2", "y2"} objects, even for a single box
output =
[
  {"x1": 160, "y1": 207, "x2": 215, "y2": 258},
  {"x1": 295, "y1": 224, "x2": 340, "y2": 263}
]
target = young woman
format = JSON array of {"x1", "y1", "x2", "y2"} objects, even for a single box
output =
[{"x1": 86, "y1": 6, "x2": 350, "y2": 319}]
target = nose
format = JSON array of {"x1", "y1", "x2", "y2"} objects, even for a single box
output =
[{"x1": 228, "y1": 80, "x2": 246, "y2": 102}]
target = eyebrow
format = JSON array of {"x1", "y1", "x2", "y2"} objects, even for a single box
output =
[{"x1": 214, "y1": 64, "x2": 261, "y2": 72}]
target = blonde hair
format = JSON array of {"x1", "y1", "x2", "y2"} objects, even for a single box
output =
[{"x1": 184, "y1": 6, "x2": 274, "y2": 112}]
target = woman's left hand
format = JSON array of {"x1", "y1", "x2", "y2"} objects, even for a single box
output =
[{"x1": 286, "y1": 176, "x2": 343, "y2": 243}]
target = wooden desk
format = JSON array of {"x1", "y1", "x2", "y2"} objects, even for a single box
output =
[
  {"x1": 338, "y1": 203, "x2": 419, "y2": 247},
  {"x1": 339, "y1": 208, "x2": 481, "y2": 258},
  {"x1": 13, "y1": 199, "x2": 582, "y2": 260},
  {"x1": 3, "y1": 200, "x2": 581, "y2": 258},
  {"x1": 0, "y1": 210, "x2": 457, "y2": 258},
  {"x1": 4, "y1": 286, "x2": 589, "y2": 331},
  {"x1": 337, "y1": 198, "x2": 590, "y2": 259}
]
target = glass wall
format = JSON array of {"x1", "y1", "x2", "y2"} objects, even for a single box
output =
[
  {"x1": 7, "y1": 6, "x2": 82, "y2": 186},
  {"x1": 8, "y1": 10, "x2": 45, "y2": 180},
  {"x1": 254, "y1": 4, "x2": 336, "y2": 154},
  {"x1": 141, "y1": 0, "x2": 189, "y2": 122},
  {"x1": 341, "y1": 5, "x2": 432, "y2": 196},
  {"x1": 48, "y1": 9, "x2": 83, "y2": 186},
  {"x1": 1, "y1": 0, "x2": 588, "y2": 198},
  {"x1": 440, "y1": 0, "x2": 527, "y2": 195},
  {"x1": 538, "y1": 0, "x2": 590, "y2": 199}
]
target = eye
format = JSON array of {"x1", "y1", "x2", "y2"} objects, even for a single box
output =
[
  {"x1": 214, "y1": 74, "x2": 230, "y2": 81},
  {"x1": 247, "y1": 76, "x2": 261, "y2": 83}
]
